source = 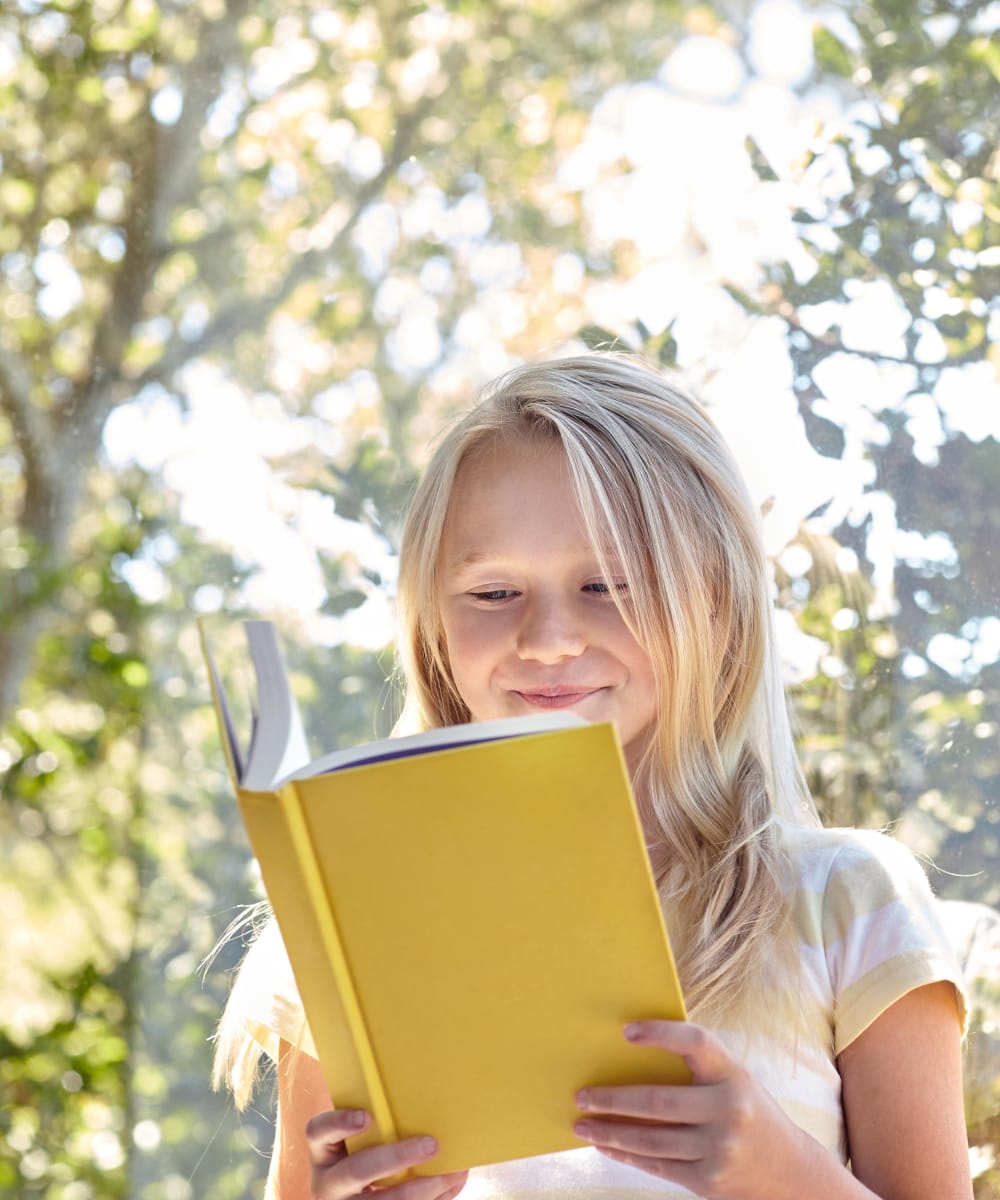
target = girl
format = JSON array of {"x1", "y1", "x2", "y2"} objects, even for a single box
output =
[{"x1": 214, "y1": 354, "x2": 971, "y2": 1200}]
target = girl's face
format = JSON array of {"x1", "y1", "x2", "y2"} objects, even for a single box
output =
[{"x1": 436, "y1": 437, "x2": 658, "y2": 767}]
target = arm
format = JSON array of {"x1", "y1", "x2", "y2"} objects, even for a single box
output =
[
  {"x1": 265, "y1": 1039, "x2": 333, "y2": 1200},
  {"x1": 839, "y1": 980, "x2": 971, "y2": 1199},
  {"x1": 572, "y1": 981, "x2": 971, "y2": 1200},
  {"x1": 265, "y1": 1040, "x2": 468, "y2": 1200}
]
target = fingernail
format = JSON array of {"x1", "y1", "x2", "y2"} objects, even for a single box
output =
[
  {"x1": 420, "y1": 1136, "x2": 437, "y2": 1156},
  {"x1": 575, "y1": 1090, "x2": 592, "y2": 1110},
  {"x1": 624, "y1": 1022, "x2": 642, "y2": 1040},
  {"x1": 347, "y1": 1109, "x2": 367, "y2": 1127},
  {"x1": 574, "y1": 1121, "x2": 593, "y2": 1139}
]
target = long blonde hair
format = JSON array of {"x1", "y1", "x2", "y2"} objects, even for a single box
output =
[
  {"x1": 215, "y1": 352, "x2": 819, "y2": 1103},
  {"x1": 395, "y1": 353, "x2": 818, "y2": 1021}
]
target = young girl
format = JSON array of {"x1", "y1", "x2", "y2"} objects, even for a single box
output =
[{"x1": 214, "y1": 354, "x2": 971, "y2": 1200}]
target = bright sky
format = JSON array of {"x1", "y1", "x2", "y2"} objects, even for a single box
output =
[{"x1": 101, "y1": 0, "x2": 999, "y2": 679}]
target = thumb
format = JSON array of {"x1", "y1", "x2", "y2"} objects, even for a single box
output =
[{"x1": 305, "y1": 1109, "x2": 369, "y2": 1167}]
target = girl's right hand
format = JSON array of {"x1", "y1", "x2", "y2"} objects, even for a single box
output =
[{"x1": 306, "y1": 1108, "x2": 469, "y2": 1200}]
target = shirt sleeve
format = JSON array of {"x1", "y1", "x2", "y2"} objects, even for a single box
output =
[
  {"x1": 230, "y1": 917, "x2": 318, "y2": 1061},
  {"x1": 821, "y1": 829, "x2": 969, "y2": 1055}
]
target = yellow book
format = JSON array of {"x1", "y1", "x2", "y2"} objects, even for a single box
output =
[{"x1": 202, "y1": 619, "x2": 688, "y2": 1176}]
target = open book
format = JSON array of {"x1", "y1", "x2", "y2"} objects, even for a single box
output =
[{"x1": 202, "y1": 619, "x2": 688, "y2": 1175}]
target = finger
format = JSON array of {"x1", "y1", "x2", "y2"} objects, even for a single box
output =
[
  {"x1": 315, "y1": 1135, "x2": 443, "y2": 1195},
  {"x1": 595, "y1": 1145, "x2": 658, "y2": 1173},
  {"x1": 624, "y1": 1021, "x2": 734, "y2": 1084},
  {"x1": 306, "y1": 1108, "x2": 370, "y2": 1166},
  {"x1": 370, "y1": 1169, "x2": 470, "y2": 1200},
  {"x1": 576, "y1": 1082, "x2": 716, "y2": 1124},
  {"x1": 398, "y1": 1171, "x2": 468, "y2": 1200},
  {"x1": 594, "y1": 1145, "x2": 702, "y2": 1191},
  {"x1": 574, "y1": 1116, "x2": 704, "y2": 1162},
  {"x1": 435, "y1": 1173, "x2": 470, "y2": 1200}
]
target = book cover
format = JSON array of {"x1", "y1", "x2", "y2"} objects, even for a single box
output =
[{"x1": 202, "y1": 619, "x2": 689, "y2": 1175}]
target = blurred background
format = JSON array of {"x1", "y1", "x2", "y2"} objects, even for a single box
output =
[{"x1": 1, "y1": 0, "x2": 999, "y2": 1196}]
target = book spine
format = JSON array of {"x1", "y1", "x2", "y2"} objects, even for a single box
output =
[{"x1": 279, "y1": 782, "x2": 397, "y2": 1144}]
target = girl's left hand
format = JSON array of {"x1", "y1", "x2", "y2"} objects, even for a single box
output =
[{"x1": 572, "y1": 1020, "x2": 823, "y2": 1200}]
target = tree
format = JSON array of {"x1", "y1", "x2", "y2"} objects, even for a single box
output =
[
  {"x1": 0, "y1": 0, "x2": 695, "y2": 724},
  {"x1": 2, "y1": 0, "x2": 998, "y2": 1195}
]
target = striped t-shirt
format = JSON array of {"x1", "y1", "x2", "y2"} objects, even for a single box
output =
[{"x1": 240, "y1": 822, "x2": 967, "y2": 1199}]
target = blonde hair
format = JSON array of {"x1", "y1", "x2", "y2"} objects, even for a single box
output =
[
  {"x1": 215, "y1": 352, "x2": 819, "y2": 1103},
  {"x1": 396, "y1": 353, "x2": 818, "y2": 1022}
]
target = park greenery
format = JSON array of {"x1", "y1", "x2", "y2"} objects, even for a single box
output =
[{"x1": 1, "y1": 0, "x2": 998, "y2": 1196}]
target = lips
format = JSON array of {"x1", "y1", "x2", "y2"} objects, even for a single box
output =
[{"x1": 512, "y1": 687, "x2": 604, "y2": 709}]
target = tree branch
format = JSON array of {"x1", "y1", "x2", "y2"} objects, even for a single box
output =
[
  {"x1": 780, "y1": 306, "x2": 989, "y2": 373},
  {"x1": 0, "y1": 348, "x2": 55, "y2": 497},
  {"x1": 55, "y1": 0, "x2": 254, "y2": 450},
  {"x1": 132, "y1": 99, "x2": 428, "y2": 390},
  {"x1": 153, "y1": 0, "x2": 255, "y2": 223}
]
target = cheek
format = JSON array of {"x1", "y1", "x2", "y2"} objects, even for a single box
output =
[
  {"x1": 445, "y1": 643, "x2": 495, "y2": 724},
  {"x1": 446, "y1": 606, "x2": 514, "y2": 656},
  {"x1": 441, "y1": 612, "x2": 493, "y2": 690},
  {"x1": 604, "y1": 610, "x2": 652, "y2": 672},
  {"x1": 620, "y1": 633, "x2": 658, "y2": 707}
]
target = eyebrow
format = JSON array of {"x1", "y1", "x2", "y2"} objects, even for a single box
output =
[
  {"x1": 442, "y1": 548, "x2": 626, "y2": 572},
  {"x1": 442, "y1": 550, "x2": 500, "y2": 570}
]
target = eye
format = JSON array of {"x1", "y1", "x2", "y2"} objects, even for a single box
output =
[
  {"x1": 584, "y1": 579, "x2": 629, "y2": 595},
  {"x1": 469, "y1": 588, "x2": 519, "y2": 602}
]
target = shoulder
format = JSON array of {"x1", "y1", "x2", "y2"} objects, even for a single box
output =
[
  {"x1": 776, "y1": 821, "x2": 967, "y2": 1054},
  {"x1": 777, "y1": 820, "x2": 935, "y2": 902},
  {"x1": 777, "y1": 821, "x2": 944, "y2": 964},
  {"x1": 777, "y1": 819, "x2": 948, "y2": 944}
]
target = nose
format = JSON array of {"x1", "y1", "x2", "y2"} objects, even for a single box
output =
[{"x1": 515, "y1": 592, "x2": 586, "y2": 664}]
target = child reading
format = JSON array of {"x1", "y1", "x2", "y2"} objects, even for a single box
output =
[{"x1": 214, "y1": 354, "x2": 971, "y2": 1199}]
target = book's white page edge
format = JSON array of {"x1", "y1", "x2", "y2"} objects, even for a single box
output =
[
  {"x1": 242, "y1": 620, "x2": 312, "y2": 790},
  {"x1": 199, "y1": 620, "x2": 245, "y2": 781},
  {"x1": 285, "y1": 711, "x2": 588, "y2": 784}
]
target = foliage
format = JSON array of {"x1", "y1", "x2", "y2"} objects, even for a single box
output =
[
  {"x1": 754, "y1": 7, "x2": 1000, "y2": 1187},
  {"x1": 1, "y1": 0, "x2": 998, "y2": 1196}
]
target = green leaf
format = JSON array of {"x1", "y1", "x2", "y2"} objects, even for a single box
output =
[
  {"x1": 0, "y1": 178, "x2": 36, "y2": 216},
  {"x1": 120, "y1": 661, "x2": 149, "y2": 688},
  {"x1": 722, "y1": 282, "x2": 764, "y2": 314},
  {"x1": 971, "y1": 36, "x2": 1000, "y2": 85},
  {"x1": 745, "y1": 136, "x2": 779, "y2": 182},
  {"x1": 75, "y1": 77, "x2": 105, "y2": 106},
  {"x1": 813, "y1": 25, "x2": 854, "y2": 78},
  {"x1": 576, "y1": 324, "x2": 628, "y2": 352}
]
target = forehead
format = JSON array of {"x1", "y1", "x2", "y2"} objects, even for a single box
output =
[
  {"x1": 439, "y1": 436, "x2": 593, "y2": 560},
  {"x1": 455, "y1": 432, "x2": 562, "y2": 483},
  {"x1": 447, "y1": 435, "x2": 572, "y2": 512},
  {"x1": 436, "y1": 437, "x2": 642, "y2": 585}
]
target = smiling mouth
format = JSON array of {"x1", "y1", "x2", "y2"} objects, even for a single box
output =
[{"x1": 513, "y1": 688, "x2": 602, "y2": 709}]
